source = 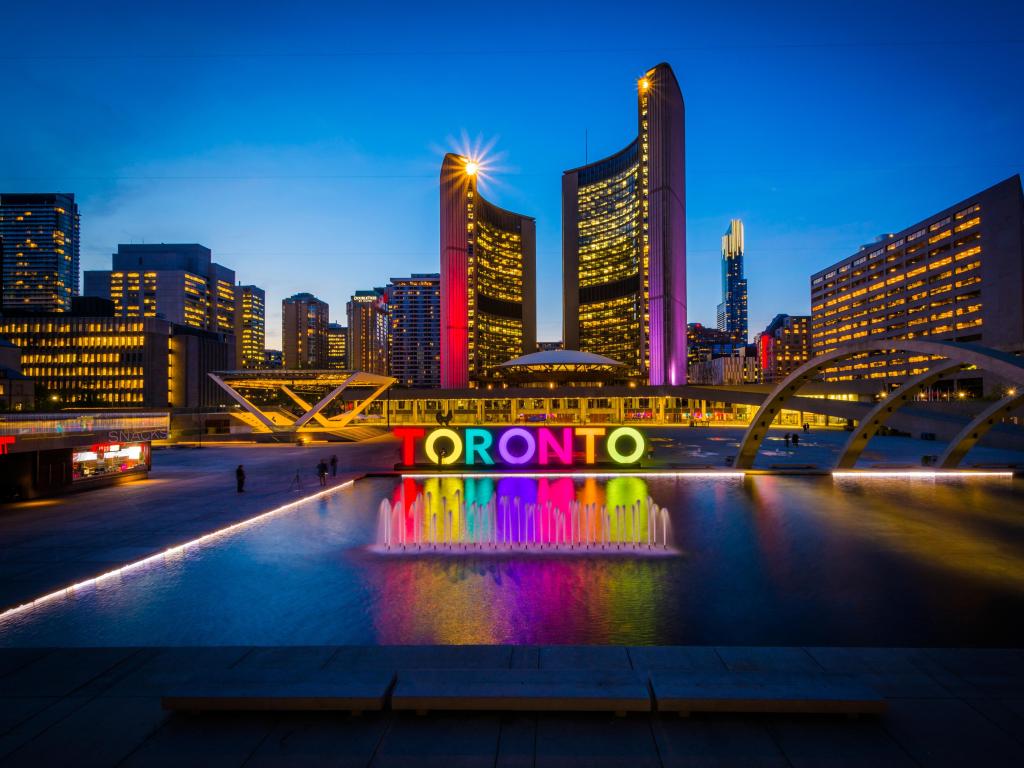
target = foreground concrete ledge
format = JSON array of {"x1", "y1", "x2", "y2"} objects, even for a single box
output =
[
  {"x1": 162, "y1": 670, "x2": 395, "y2": 713},
  {"x1": 391, "y1": 668, "x2": 652, "y2": 713},
  {"x1": 650, "y1": 670, "x2": 887, "y2": 716}
]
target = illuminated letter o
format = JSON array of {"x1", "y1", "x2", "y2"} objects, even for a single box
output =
[
  {"x1": 497, "y1": 428, "x2": 537, "y2": 465},
  {"x1": 606, "y1": 427, "x2": 645, "y2": 464},
  {"x1": 424, "y1": 428, "x2": 463, "y2": 465}
]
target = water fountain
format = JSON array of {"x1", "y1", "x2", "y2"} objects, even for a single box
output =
[{"x1": 376, "y1": 487, "x2": 672, "y2": 554}]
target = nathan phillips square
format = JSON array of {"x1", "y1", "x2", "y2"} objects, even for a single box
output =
[{"x1": 1, "y1": 1, "x2": 1023, "y2": 765}]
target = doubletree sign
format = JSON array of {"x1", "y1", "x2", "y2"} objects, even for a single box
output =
[{"x1": 393, "y1": 426, "x2": 647, "y2": 469}]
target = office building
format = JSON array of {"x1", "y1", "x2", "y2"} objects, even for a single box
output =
[
  {"x1": 84, "y1": 244, "x2": 236, "y2": 333},
  {"x1": 562, "y1": 62, "x2": 686, "y2": 385},
  {"x1": 757, "y1": 314, "x2": 811, "y2": 384},
  {"x1": 327, "y1": 322, "x2": 348, "y2": 369},
  {"x1": 263, "y1": 349, "x2": 283, "y2": 369},
  {"x1": 347, "y1": 288, "x2": 388, "y2": 375},
  {"x1": 0, "y1": 337, "x2": 34, "y2": 411},
  {"x1": 0, "y1": 301, "x2": 231, "y2": 408},
  {"x1": 0, "y1": 193, "x2": 80, "y2": 312},
  {"x1": 717, "y1": 219, "x2": 748, "y2": 342},
  {"x1": 687, "y1": 323, "x2": 745, "y2": 369},
  {"x1": 440, "y1": 153, "x2": 536, "y2": 388},
  {"x1": 233, "y1": 284, "x2": 265, "y2": 369},
  {"x1": 388, "y1": 273, "x2": 440, "y2": 388},
  {"x1": 689, "y1": 349, "x2": 759, "y2": 386},
  {"x1": 282, "y1": 292, "x2": 329, "y2": 369},
  {"x1": 810, "y1": 175, "x2": 1024, "y2": 393}
]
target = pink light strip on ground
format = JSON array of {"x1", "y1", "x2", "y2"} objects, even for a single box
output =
[
  {"x1": 832, "y1": 471, "x2": 1014, "y2": 478},
  {"x1": 401, "y1": 471, "x2": 747, "y2": 480},
  {"x1": 0, "y1": 479, "x2": 356, "y2": 627}
]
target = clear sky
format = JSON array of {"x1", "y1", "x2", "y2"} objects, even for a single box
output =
[{"x1": 2, "y1": 0, "x2": 1021, "y2": 349}]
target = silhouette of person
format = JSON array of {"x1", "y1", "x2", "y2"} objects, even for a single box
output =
[
  {"x1": 329, "y1": 454, "x2": 338, "y2": 477},
  {"x1": 235, "y1": 464, "x2": 246, "y2": 493}
]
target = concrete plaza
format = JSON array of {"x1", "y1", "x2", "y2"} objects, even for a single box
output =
[
  {"x1": 1, "y1": 431, "x2": 1023, "y2": 765},
  {"x1": 0, "y1": 644, "x2": 1023, "y2": 766}
]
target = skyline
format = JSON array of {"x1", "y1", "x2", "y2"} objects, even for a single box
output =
[{"x1": 2, "y1": 1, "x2": 1023, "y2": 349}]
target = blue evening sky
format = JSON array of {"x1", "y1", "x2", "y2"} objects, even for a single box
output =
[{"x1": 2, "y1": 0, "x2": 1021, "y2": 348}]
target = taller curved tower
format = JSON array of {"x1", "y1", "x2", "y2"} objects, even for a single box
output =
[
  {"x1": 440, "y1": 153, "x2": 536, "y2": 388},
  {"x1": 562, "y1": 63, "x2": 686, "y2": 385}
]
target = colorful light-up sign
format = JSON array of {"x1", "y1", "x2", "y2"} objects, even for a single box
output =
[{"x1": 393, "y1": 426, "x2": 647, "y2": 468}]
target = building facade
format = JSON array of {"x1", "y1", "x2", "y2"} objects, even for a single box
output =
[
  {"x1": 686, "y1": 323, "x2": 745, "y2": 369},
  {"x1": 233, "y1": 284, "x2": 265, "y2": 369},
  {"x1": 810, "y1": 175, "x2": 1024, "y2": 393},
  {"x1": 757, "y1": 314, "x2": 811, "y2": 384},
  {"x1": 562, "y1": 63, "x2": 686, "y2": 385},
  {"x1": 0, "y1": 337, "x2": 34, "y2": 411},
  {"x1": 347, "y1": 289, "x2": 388, "y2": 375},
  {"x1": 282, "y1": 292, "x2": 329, "y2": 369},
  {"x1": 688, "y1": 350, "x2": 759, "y2": 386},
  {"x1": 84, "y1": 244, "x2": 236, "y2": 333},
  {"x1": 440, "y1": 153, "x2": 536, "y2": 388},
  {"x1": 717, "y1": 219, "x2": 748, "y2": 342},
  {"x1": 327, "y1": 322, "x2": 348, "y2": 370},
  {"x1": 388, "y1": 273, "x2": 440, "y2": 388},
  {"x1": 0, "y1": 193, "x2": 80, "y2": 313},
  {"x1": 0, "y1": 311, "x2": 231, "y2": 408}
]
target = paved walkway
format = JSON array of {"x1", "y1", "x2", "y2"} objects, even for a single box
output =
[
  {"x1": 0, "y1": 644, "x2": 1021, "y2": 766},
  {"x1": 0, "y1": 439, "x2": 400, "y2": 611}
]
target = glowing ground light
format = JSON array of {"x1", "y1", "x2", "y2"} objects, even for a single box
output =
[
  {"x1": 831, "y1": 471, "x2": 1014, "y2": 478},
  {"x1": 0, "y1": 479, "x2": 356, "y2": 627}
]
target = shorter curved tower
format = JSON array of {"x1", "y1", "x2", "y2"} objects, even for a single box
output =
[
  {"x1": 440, "y1": 154, "x2": 536, "y2": 388},
  {"x1": 562, "y1": 63, "x2": 686, "y2": 385}
]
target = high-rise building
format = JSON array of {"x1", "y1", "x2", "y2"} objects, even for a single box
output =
[
  {"x1": 717, "y1": 219, "x2": 748, "y2": 342},
  {"x1": 0, "y1": 193, "x2": 80, "y2": 312},
  {"x1": 388, "y1": 273, "x2": 440, "y2": 388},
  {"x1": 756, "y1": 314, "x2": 811, "y2": 384},
  {"x1": 562, "y1": 63, "x2": 686, "y2": 385},
  {"x1": 810, "y1": 175, "x2": 1024, "y2": 394},
  {"x1": 263, "y1": 349, "x2": 283, "y2": 369},
  {"x1": 282, "y1": 292, "x2": 329, "y2": 369},
  {"x1": 347, "y1": 288, "x2": 388, "y2": 375},
  {"x1": 686, "y1": 322, "x2": 746, "y2": 370},
  {"x1": 84, "y1": 244, "x2": 235, "y2": 333},
  {"x1": 233, "y1": 285, "x2": 265, "y2": 369},
  {"x1": 440, "y1": 154, "x2": 536, "y2": 388},
  {"x1": 326, "y1": 322, "x2": 348, "y2": 369}
]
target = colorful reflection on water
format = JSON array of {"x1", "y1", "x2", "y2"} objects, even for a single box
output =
[
  {"x1": 379, "y1": 476, "x2": 671, "y2": 551},
  {"x1": 2, "y1": 474, "x2": 1024, "y2": 647}
]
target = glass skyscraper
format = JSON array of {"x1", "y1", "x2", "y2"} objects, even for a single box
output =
[
  {"x1": 717, "y1": 218, "x2": 748, "y2": 343},
  {"x1": 440, "y1": 153, "x2": 536, "y2": 388},
  {"x1": 0, "y1": 193, "x2": 80, "y2": 313},
  {"x1": 562, "y1": 63, "x2": 687, "y2": 385}
]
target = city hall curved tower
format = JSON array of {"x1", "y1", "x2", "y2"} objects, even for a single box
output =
[
  {"x1": 562, "y1": 63, "x2": 686, "y2": 385},
  {"x1": 440, "y1": 153, "x2": 536, "y2": 388}
]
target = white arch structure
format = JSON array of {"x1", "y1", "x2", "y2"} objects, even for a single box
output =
[{"x1": 735, "y1": 340, "x2": 1024, "y2": 470}]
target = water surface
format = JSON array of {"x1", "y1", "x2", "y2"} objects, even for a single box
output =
[{"x1": 2, "y1": 474, "x2": 1023, "y2": 646}]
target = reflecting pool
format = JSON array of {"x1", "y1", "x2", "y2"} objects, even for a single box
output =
[{"x1": 2, "y1": 474, "x2": 1024, "y2": 647}]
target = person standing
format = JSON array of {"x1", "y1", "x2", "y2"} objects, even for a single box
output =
[
  {"x1": 317, "y1": 459, "x2": 328, "y2": 487},
  {"x1": 330, "y1": 454, "x2": 338, "y2": 477},
  {"x1": 792, "y1": 432, "x2": 800, "y2": 447},
  {"x1": 802, "y1": 422, "x2": 810, "y2": 433},
  {"x1": 236, "y1": 464, "x2": 246, "y2": 493},
  {"x1": 784, "y1": 433, "x2": 791, "y2": 449}
]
